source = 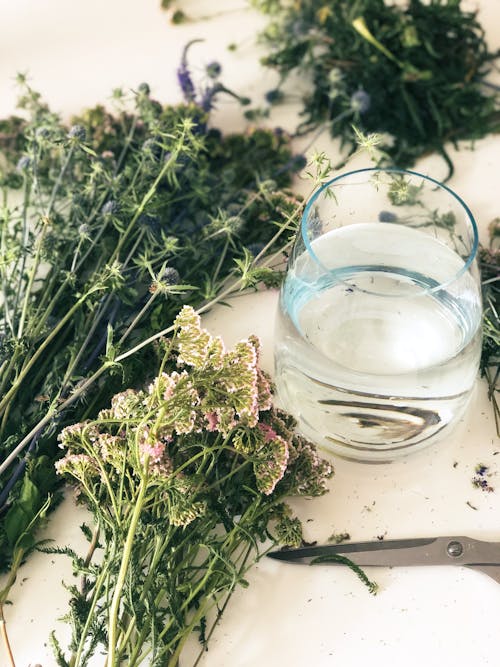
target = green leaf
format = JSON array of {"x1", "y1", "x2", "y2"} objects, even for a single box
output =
[
  {"x1": 311, "y1": 553, "x2": 378, "y2": 594},
  {"x1": 4, "y1": 477, "x2": 40, "y2": 546}
]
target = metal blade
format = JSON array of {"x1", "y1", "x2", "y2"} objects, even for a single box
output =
[
  {"x1": 267, "y1": 536, "x2": 500, "y2": 568},
  {"x1": 466, "y1": 564, "x2": 500, "y2": 584}
]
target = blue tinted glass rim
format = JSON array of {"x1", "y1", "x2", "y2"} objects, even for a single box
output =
[{"x1": 300, "y1": 167, "x2": 479, "y2": 292}]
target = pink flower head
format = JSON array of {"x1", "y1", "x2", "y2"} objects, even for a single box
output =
[
  {"x1": 205, "y1": 411, "x2": 220, "y2": 432},
  {"x1": 138, "y1": 425, "x2": 166, "y2": 464},
  {"x1": 140, "y1": 440, "x2": 166, "y2": 464},
  {"x1": 55, "y1": 453, "x2": 96, "y2": 476},
  {"x1": 258, "y1": 422, "x2": 278, "y2": 443}
]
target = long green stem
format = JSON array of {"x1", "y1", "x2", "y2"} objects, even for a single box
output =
[
  {"x1": 109, "y1": 139, "x2": 185, "y2": 266},
  {"x1": 16, "y1": 215, "x2": 48, "y2": 339},
  {"x1": 47, "y1": 144, "x2": 75, "y2": 214},
  {"x1": 114, "y1": 532, "x2": 171, "y2": 659},
  {"x1": 69, "y1": 547, "x2": 112, "y2": 667},
  {"x1": 0, "y1": 547, "x2": 24, "y2": 606},
  {"x1": 11, "y1": 176, "x2": 32, "y2": 328},
  {"x1": 0, "y1": 363, "x2": 108, "y2": 476},
  {"x1": 0, "y1": 604, "x2": 16, "y2": 667},
  {"x1": 192, "y1": 542, "x2": 255, "y2": 667},
  {"x1": 107, "y1": 468, "x2": 149, "y2": 666},
  {"x1": 0, "y1": 350, "x2": 21, "y2": 400},
  {"x1": 0, "y1": 290, "x2": 94, "y2": 415},
  {"x1": 59, "y1": 300, "x2": 108, "y2": 392}
]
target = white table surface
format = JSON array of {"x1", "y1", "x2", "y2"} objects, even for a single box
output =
[{"x1": 1, "y1": 1, "x2": 499, "y2": 666}]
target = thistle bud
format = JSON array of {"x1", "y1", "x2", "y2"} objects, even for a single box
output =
[{"x1": 68, "y1": 124, "x2": 87, "y2": 141}]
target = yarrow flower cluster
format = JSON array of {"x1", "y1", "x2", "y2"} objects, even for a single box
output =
[
  {"x1": 57, "y1": 304, "x2": 333, "y2": 502},
  {"x1": 53, "y1": 306, "x2": 333, "y2": 664}
]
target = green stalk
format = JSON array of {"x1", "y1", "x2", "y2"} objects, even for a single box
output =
[
  {"x1": 0, "y1": 349, "x2": 21, "y2": 400},
  {"x1": 107, "y1": 466, "x2": 149, "y2": 666},
  {"x1": 30, "y1": 258, "x2": 68, "y2": 332},
  {"x1": 210, "y1": 236, "x2": 230, "y2": 287},
  {"x1": 165, "y1": 600, "x2": 212, "y2": 667},
  {"x1": 0, "y1": 363, "x2": 109, "y2": 476},
  {"x1": 0, "y1": 547, "x2": 24, "y2": 606},
  {"x1": 149, "y1": 505, "x2": 263, "y2": 666},
  {"x1": 59, "y1": 300, "x2": 109, "y2": 392},
  {"x1": 16, "y1": 214, "x2": 48, "y2": 339},
  {"x1": 0, "y1": 603, "x2": 16, "y2": 667},
  {"x1": 0, "y1": 201, "x2": 15, "y2": 335},
  {"x1": 109, "y1": 140, "x2": 185, "y2": 266},
  {"x1": 46, "y1": 144, "x2": 75, "y2": 214},
  {"x1": 114, "y1": 116, "x2": 137, "y2": 175},
  {"x1": 69, "y1": 546, "x2": 113, "y2": 667},
  {"x1": 114, "y1": 532, "x2": 171, "y2": 660},
  {"x1": 11, "y1": 175, "x2": 32, "y2": 328},
  {"x1": 0, "y1": 288, "x2": 98, "y2": 416},
  {"x1": 191, "y1": 542, "x2": 254, "y2": 667},
  {"x1": 118, "y1": 287, "x2": 159, "y2": 347}
]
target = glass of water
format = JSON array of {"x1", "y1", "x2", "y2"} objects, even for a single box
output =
[{"x1": 274, "y1": 168, "x2": 482, "y2": 462}]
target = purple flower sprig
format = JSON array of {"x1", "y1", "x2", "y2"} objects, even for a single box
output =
[
  {"x1": 177, "y1": 39, "x2": 200, "y2": 103},
  {"x1": 177, "y1": 40, "x2": 251, "y2": 113}
]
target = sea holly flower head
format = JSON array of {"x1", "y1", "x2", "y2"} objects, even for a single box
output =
[{"x1": 350, "y1": 89, "x2": 371, "y2": 114}]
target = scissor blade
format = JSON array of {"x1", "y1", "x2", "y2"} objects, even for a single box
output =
[{"x1": 268, "y1": 536, "x2": 500, "y2": 568}]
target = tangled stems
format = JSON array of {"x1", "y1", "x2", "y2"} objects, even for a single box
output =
[
  {"x1": 64, "y1": 452, "x2": 287, "y2": 667},
  {"x1": 50, "y1": 307, "x2": 333, "y2": 665},
  {"x1": 0, "y1": 192, "x2": 300, "y2": 478},
  {"x1": 254, "y1": 0, "x2": 500, "y2": 174},
  {"x1": 0, "y1": 70, "x2": 306, "y2": 588}
]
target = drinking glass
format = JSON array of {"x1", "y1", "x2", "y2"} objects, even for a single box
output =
[{"x1": 274, "y1": 168, "x2": 482, "y2": 462}]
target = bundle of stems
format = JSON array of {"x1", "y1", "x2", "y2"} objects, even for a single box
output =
[
  {"x1": 47, "y1": 307, "x2": 334, "y2": 666},
  {"x1": 480, "y1": 220, "x2": 500, "y2": 434},
  {"x1": 0, "y1": 70, "x2": 304, "y2": 581},
  {"x1": 252, "y1": 0, "x2": 500, "y2": 177}
]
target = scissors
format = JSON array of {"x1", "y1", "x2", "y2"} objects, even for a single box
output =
[{"x1": 267, "y1": 536, "x2": 500, "y2": 584}]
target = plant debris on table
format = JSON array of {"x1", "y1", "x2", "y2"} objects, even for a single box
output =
[
  {"x1": 0, "y1": 63, "x2": 305, "y2": 585},
  {"x1": 252, "y1": 0, "x2": 500, "y2": 175},
  {"x1": 49, "y1": 307, "x2": 333, "y2": 666}
]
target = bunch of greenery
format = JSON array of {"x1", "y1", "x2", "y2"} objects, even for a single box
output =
[
  {"x1": 480, "y1": 219, "x2": 500, "y2": 434},
  {"x1": 252, "y1": 0, "x2": 500, "y2": 175},
  {"x1": 48, "y1": 306, "x2": 334, "y2": 666},
  {"x1": 0, "y1": 67, "x2": 305, "y2": 582}
]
